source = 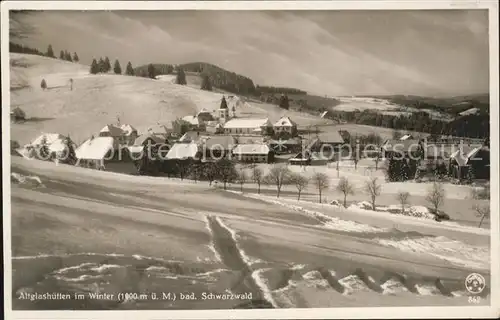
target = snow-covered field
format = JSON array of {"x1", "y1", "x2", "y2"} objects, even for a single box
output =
[
  {"x1": 9, "y1": 157, "x2": 491, "y2": 309},
  {"x1": 10, "y1": 53, "x2": 328, "y2": 146},
  {"x1": 332, "y1": 97, "x2": 452, "y2": 121}
]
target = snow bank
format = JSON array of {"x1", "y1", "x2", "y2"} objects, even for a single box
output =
[
  {"x1": 376, "y1": 236, "x2": 489, "y2": 270},
  {"x1": 243, "y1": 193, "x2": 385, "y2": 233},
  {"x1": 349, "y1": 202, "x2": 436, "y2": 220},
  {"x1": 11, "y1": 172, "x2": 44, "y2": 188}
]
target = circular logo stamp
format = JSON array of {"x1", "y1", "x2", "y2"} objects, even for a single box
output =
[{"x1": 465, "y1": 273, "x2": 486, "y2": 294}]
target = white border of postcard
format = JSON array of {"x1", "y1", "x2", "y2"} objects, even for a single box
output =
[{"x1": 2, "y1": 1, "x2": 499, "y2": 319}]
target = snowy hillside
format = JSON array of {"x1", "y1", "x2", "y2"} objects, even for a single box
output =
[{"x1": 10, "y1": 53, "x2": 327, "y2": 145}]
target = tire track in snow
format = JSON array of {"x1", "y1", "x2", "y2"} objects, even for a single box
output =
[{"x1": 205, "y1": 215, "x2": 276, "y2": 308}]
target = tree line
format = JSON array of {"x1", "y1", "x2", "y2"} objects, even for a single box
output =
[
  {"x1": 327, "y1": 109, "x2": 489, "y2": 138},
  {"x1": 89, "y1": 56, "x2": 134, "y2": 75},
  {"x1": 255, "y1": 85, "x2": 307, "y2": 95},
  {"x1": 10, "y1": 42, "x2": 80, "y2": 63}
]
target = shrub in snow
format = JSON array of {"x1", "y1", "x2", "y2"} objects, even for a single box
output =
[
  {"x1": 329, "y1": 200, "x2": 341, "y2": 206},
  {"x1": 40, "y1": 79, "x2": 47, "y2": 90}
]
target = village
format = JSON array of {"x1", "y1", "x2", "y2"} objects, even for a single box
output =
[{"x1": 12, "y1": 90, "x2": 491, "y2": 226}]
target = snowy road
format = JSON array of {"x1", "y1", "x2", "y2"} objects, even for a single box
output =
[{"x1": 9, "y1": 157, "x2": 491, "y2": 309}]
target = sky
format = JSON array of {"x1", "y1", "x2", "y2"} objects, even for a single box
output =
[{"x1": 13, "y1": 9, "x2": 490, "y2": 97}]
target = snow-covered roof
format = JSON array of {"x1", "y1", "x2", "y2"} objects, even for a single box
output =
[
  {"x1": 203, "y1": 135, "x2": 237, "y2": 150},
  {"x1": 147, "y1": 124, "x2": 170, "y2": 135},
  {"x1": 273, "y1": 116, "x2": 297, "y2": 128},
  {"x1": 134, "y1": 134, "x2": 166, "y2": 146},
  {"x1": 197, "y1": 108, "x2": 212, "y2": 115},
  {"x1": 182, "y1": 115, "x2": 200, "y2": 126},
  {"x1": 233, "y1": 144, "x2": 270, "y2": 155},
  {"x1": 223, "y1": 118, "x2": 271, "y2": 129},
  {"x1": 31, "y1": 133, "x2": 66, "y2": 146},
  {"x1": 100, "y1": 124, "x2": 124, "y2": 136},
  {"x1": 120, "y1": 124, "x2": 137, "y2": 136},
  {"x1": 458, "y1": 108, "x2": 479, "y2": 116},
  {"x1": 400, "y1": 134, "x2": 413, "y2": 141},
  {"x1": 320, "y1": 111, "x2": 328, "y2": 118},
  {"x1": 75, "y1": 137, "x2": 114, "y2": 160},
  {"x1": 179, "y1": 131, "x2": 209, "y2": 143},
  {"x1": 166, "y1": 143, "x2": 200, "y2": 160}
]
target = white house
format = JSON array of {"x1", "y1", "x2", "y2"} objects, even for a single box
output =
[
  {"x1": 75, "y1": 136, "x2": 115, "y2": 169},
  {"x1": 223, "y1": 118, "x2": 272, "y2": 135},
  {"x1": 273, "y1": 116, "x2": 297, "y2": 136},
  {"x1": 165, "y1": 142, "x2": 201, "y2": 160},
  {"x1": 232, "y1": 144, "x2": 273, "y2": 163}
]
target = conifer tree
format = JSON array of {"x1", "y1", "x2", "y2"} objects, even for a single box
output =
[
  {"x1": 200, "y1": 74, "x2": 212, "y2": 91},
  {"x1": 125, "y1": 61, "x2": 135, "y2": 76},
  {"x1": 220, "y1": 96, "x2": 228, "y2": 109},
  {"x1": 46, "y1": 44, "x2": 55, "y2": 58},
  {"x1": 90, "y1": 59, "x2": 99, "y2": 74},
  {"x1": 176, "y1": 68, "x2": 187, "y2": 85},
  {"x1": 64, "y1": 50, "x2": 73, "y2": 62},
  {"x1": 113, "y1": 59, "x2": 122, "y2": 75},
  {"x1": 147, "y1": 63, "x2": 156, "y2": 79},
  {"x1": 59, "y1": 50, "x2": 65, "y2": 59},
  {"x1": 73, "y1": 52, "x2": 79, "y2": 62},
  {"x1": 40, "y1": 79, "x2": 47, "y2": 90},
  {"x1": 104, "y1": 56, "x2": 111, "y2": 72},
  {"x1": 98, "y1": 57, "x2": 105, "y2": 73}
]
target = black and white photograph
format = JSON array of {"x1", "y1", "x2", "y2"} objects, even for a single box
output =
[{"x1": 2, "y1": 1, "x2": 499, "y2": 318}]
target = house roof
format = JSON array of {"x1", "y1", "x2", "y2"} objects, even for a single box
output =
[
  {"x1": 223, "y1": 118, "x2": 271, "y2": 129},
  {"x1": 458, "y1": 108, "x2": 479, "y2": 116},
  {"x1": 273, "y1": 116, "x2": 297, "y2": 128},
  {"x1": 147, "y1": 124, "x2": 170, "y2": 135},
  {"x1": 382, "y1": 139, "x2": 422, "y2": 152},
  {"x1": 449, "y1": 145, "x2": 486, "y2": 166},
  {"x1": 31, "y1": 133, "x2": 66, "y2": 146},
  {"x1": 166, "y1": 143, "x2": 200, "y2": 160},
  {"x1": 316, "y1": 131, "x2": 345, "y2": 144},
  {"x1": 120, "y1": 124, "x2": 137, "y2": 136},
  {"x1": 233, "y1": 144, "x2": 270, "y2": 155},
  {"x1": 100, "y1": 124, "x2": 124, "y2": 136},
  {"x1": 320, "y1": 111, "x2": 328, "y2": 118},
  {"x1": 197, "y1": 108, "x2": 212, "y2": 115},
  {"x1": 179, "y1": 131, "x2": 209, "y2": 143},
  {"x1": 400, "y1": 134, "x2": 413, "y2": 140},
  {"x1": 182, "y1": 115, "x2": 200, "y2": 126},
  {"x1": 75, "y1": 137, "x2": 114, "y2": 160},
  {"x1": 134, "y1": 134, "x2": 166, "y2": 146},
  {"x1": 203, "y1": 135, "x2": 237, "y2": 150}
]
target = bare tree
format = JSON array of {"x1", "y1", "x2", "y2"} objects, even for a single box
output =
[
  {"x1": 290, "y1": 173, "x2": 309, "y2": 201},
  {"x1": 397, "y1": 191, "x2": 410, "y2": 214},
  {"x1": 203, "y1": 162, "x2": 217, "y2": 186},
  {"x1": 374, "y1": 152, "x2": 381, "y2": 170},
  {"x1": 364, "y1": 177, "x2": 382, "y2": 210},
  {"x1": 312, "y1": 172, "x2": 329, "y2": 203},
  {"x1": 264, "y1": 164, "x2": 291, "y2": 198},
  {"x1": 336, "y1": 176, "x2": 355, "y2": 207},
  {"x1": 251, "y1": 164, "x2": 264, "y2": 194},
  {"x1": 471, "y1": 186, "x2": 490, "y2": 227},
  {"x1": 217, "y1": 159, "x2": 238, "y2": 190},
  {"x1": 425, "y1": 182, "x2": 446, "y2": 214},
  {"x1": 237, "y1": 168, "x2": 247, "y2": 192}
]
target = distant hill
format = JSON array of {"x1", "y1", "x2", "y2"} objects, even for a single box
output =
[
  {"x1": 368, "y1": 94, "x2": 490, "y2": 116},
  {"x1": 134, "y1": 62, "x2": 257, "y2": 96}
]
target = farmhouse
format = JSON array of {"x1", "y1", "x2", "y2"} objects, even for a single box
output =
[
  {"x1": 166, "y1": 142, "x2": 202, "y2": 161},
  {"x1": 196, "y1": 108, "x2": 215, "y2": 122},
  {"x1": 202, "y1": 135, "x2": 237, "y2": 160},
  {"x1": 268, "y1": 137, "x2": 302, "y2": 154},
  {"x1": 289, "y1": 150, "x2": 328, "y2": 166},
  {"x1": 30, "y1": 133, "x2": 70, "y2": 155},
  {"x1": 232, "y1": 144, "x2": 274, "y2": 163},
  {"x1": 382, "y1": 139, "x2": 424, "y2": 158},
  {"x1": 120, "y1": 124, "x2": 138, "y2": 145},
  {"x1": 448, "y1": 145, "x2": 490, "y2": 180},
  {"x1": 128, "y1": 134, "x2": 168, "y2": 157},
  {"x1": 305, "y1": 131, "x2": 345, "y2": 156},
  {"x1": 223, "y1": 118, "x2": 273, "y2": 135},
  {"x1": 182, "y1": 115, "x2": 206, "y2": 131},
  {"x1": 99, "y1": 124, "x2": 125, "y2": 148},
  {"x1": 273, "y1": 116, "x2": 298, "y2": 137},
  {"x1": 75, "y1": 136, "x2": 115, "y2": 170}
]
